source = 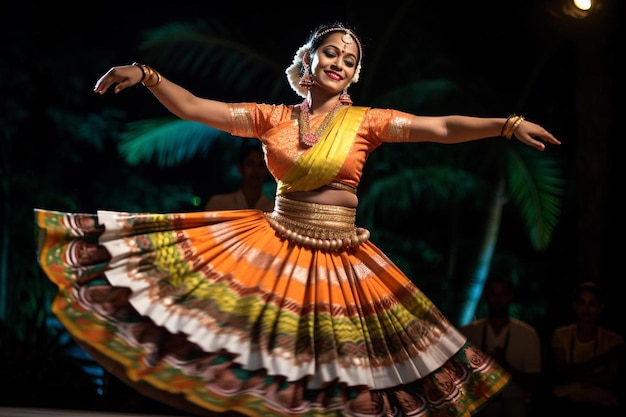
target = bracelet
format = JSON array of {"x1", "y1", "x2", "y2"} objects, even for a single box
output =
[
  {"x1": 132, "y1": 62, "x2": 162, "y2": 87},
  {"x1": 145, "y1": 71, "x2": 162, "y2": 87},
  {"x1": 501, "y1": 114, "x2": 525, "y2": 139},
  {"x1": 505, "y1": 115, "x2": 525, "y2": 139},
  {"x1": 500, "y1": 114, "x2": 517, "y2": 137},
  {"x1": 142, "y1": 65, "x2": 162, "y2": 88}
]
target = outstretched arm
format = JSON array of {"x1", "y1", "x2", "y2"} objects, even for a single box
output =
[
  {"x1": 93, "y1": 64, "x2": 233, "y2": 133},
  {"x1": 408, "y1": 114, "x2": 561, "y2": 151}
]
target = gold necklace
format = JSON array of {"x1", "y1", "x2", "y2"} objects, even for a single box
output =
[{"x1": 299, "y1": 100, "x2": 344, "y2": 147}]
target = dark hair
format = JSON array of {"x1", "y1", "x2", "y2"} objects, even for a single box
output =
[
  {"x1": 483, "y1": 275, "x2": 515, "y2": 295},
  {"x1": 573, "y1": 281, "x2": 604, "y2": 303}
]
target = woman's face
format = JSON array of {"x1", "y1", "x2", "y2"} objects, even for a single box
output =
[{"x1": 309, "y1": 31, "x2": 358, "y2": 94}]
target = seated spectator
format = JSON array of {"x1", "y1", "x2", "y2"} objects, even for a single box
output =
[
  {"x1": 205, "y1": 144, "x2": 274, "y2": 211},
  {"x1": 460, "y1": 276, "x2": 542, "y2": 417},
  {"x1": 550, "y1": 281, "x2": 624, "y2": 413}
]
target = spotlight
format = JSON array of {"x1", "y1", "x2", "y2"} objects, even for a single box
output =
[
  {"x1": 553, "y1": 0, "x2": 603, "y2": 19},
  {"x1": 573, "y1": 0, "x2": 592, "y2": 11}
]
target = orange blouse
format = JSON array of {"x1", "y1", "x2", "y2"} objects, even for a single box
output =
[{"x1": 229, "y1": 103, "x2": 413, "y2": 190}]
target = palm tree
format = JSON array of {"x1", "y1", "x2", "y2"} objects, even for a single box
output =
[{"x1": 114, "y1": 15, "x2": 565, "y2": 327}]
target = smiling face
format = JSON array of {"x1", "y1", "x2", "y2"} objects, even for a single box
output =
[{"x1": 309, "y1": 31, "x2": 359, "y2": 95}]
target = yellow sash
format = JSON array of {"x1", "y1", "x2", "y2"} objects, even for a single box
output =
[{"x1": 277, "y1": 106, "x2": 367, "y2": 195}]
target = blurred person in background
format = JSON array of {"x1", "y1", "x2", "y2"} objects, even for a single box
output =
[
  {"x1": 205, "y1": 144, "x2": 274, "y2": 211},
  {"x1": 461, "y1": 276, "x2": 542, "y2": 417},
  {"x1": 550, "y1": 281, "x2": 624, "y2": 414}
]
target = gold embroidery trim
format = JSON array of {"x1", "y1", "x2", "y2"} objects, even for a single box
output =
[
  {"x1": 265, "y1": 196, "x2": 370, "y2": 251},
  {"x1": 229, "y1": 105, "x2": 255, "y2": 137}
]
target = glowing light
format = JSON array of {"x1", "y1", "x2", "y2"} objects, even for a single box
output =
[
  {"x1": 573, "y1": 0, "x2": 592, "y2": 11},
  {"x1": 551, "y1": 0, "x2": 601, "y2": 19}
]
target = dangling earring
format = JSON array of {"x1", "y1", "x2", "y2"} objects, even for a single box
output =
[
  {"x1": 339, "y1": 88, "x2": 352, "y2": 105},
  {"x1": 299, "y1": 62, "x2": 313, "y2": 89}
]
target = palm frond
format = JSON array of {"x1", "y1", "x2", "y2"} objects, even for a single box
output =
[
  {"x1": 504, "y1": 145, "x2": 565, "y2": 249},
  {"x1": 119, "y1": 118, "x2": 237, "y2": 166},
  {"x1": 137, "y1": 20, "x2": 288, "y2": 100}
]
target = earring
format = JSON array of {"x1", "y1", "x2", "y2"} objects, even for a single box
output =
[
  {"x1": 339, "y1": 88, "x2": 352, "y2": 105},
  {"x1": 299, "y1": 62, "x2": 313, "y2": 89}
]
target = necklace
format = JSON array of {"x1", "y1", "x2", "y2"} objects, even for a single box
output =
[{"x1": 299, "y1": 100, "x2": 344, "y2": 147}]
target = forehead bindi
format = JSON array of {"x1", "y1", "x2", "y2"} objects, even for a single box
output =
[{"x1": 322, "y1": 32, "x2": 359, "y2": 58}]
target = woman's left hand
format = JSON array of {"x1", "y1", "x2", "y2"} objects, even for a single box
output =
[{"x1": 512, "y1": 120, "x2": 561, "y2": 151}]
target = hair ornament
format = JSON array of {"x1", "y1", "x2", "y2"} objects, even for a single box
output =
[
  {"x1": 286, "y1": 45, "x2": 311, "y2": 98},
  {"x1": 315, "y1": 27, "x2": 362, "y2": 59}
]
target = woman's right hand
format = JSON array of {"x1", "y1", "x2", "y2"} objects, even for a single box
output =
[{"x1": 93, "y1": 64, "x2": 144, "y2": 95}]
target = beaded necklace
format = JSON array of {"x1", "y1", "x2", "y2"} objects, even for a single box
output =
[{"x1": 299, "y1": 100, "x2": 345, "y2": 147}]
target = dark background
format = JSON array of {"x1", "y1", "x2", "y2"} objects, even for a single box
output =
[{"x1": 0, "y1": 0, "x2": 621, "y2": 414}]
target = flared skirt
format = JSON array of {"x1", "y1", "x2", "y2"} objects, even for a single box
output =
[{"x1": 34, "y1": 207, "x2": 508, "y2": 417}]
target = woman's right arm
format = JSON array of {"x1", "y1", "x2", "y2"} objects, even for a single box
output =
[{"x1": 93, "y1": 64, "x2": 233, "y2": 133}]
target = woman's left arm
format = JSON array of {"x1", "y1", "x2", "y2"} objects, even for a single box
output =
[{"x1": 408, "y1": 115, "x2": 561, "y2": 151}]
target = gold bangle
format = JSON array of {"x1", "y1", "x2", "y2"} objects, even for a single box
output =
[
  {"x1": 504, "y1": 116, "x2": 524, "y2": 139},
  {"x1": 139, "y1": 65, "x2": 162, "y2": 88},
  {"x1": 145, "y1": 70, "x2": 162, "y2": 87},
  {"x1": 502, "y1": 115, "x2": 520, "y2": 139},
  {"x1": 500, "y1": 114, "x2": 517, "y2": 137}
]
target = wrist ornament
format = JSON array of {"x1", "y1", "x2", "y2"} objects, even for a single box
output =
[
  {"x1": 132, "y1": 62, "x2": 162, "y2": 88},
  {"x1": 501, "y1": 114, "x2": 525, "y2": 139}
]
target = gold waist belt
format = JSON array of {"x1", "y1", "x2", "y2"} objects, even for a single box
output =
[{"x1": 265, "y1": 196, "x2": 370, "y2": 251}]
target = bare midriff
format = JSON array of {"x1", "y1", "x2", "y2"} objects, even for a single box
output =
[{"x1": 284, "y1": 187, "x2": 358, "y2": 208}]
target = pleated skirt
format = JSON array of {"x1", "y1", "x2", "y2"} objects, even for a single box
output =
[{"x1": 34, "y1": 200, "x2": 508, "y2": 417}]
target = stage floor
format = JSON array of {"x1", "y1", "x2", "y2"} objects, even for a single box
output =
[{"x1": 0, "y1": 409, "x2": 186, "y2": 417}]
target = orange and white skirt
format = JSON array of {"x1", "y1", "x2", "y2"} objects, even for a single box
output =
[{"x1": 35, "y1": 196, "x2": 508, "y2": 417}]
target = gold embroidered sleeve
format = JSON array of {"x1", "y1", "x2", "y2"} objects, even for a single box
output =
[
  {"x1": 228, "y1": 103, "x2": 293, "y2": 139},
  {"x1": 229, "y1": 104, "x2": 255, "y2": 137},
  {"x1": 387, "y1": 113, "x2": 412, "y2": 142},
  {"x1": 366, "y1": 108, "x2": 413, "y2": 143}
]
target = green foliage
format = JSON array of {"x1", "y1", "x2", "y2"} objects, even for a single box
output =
[
  {"x1": 1, "y1": 269, "x2": 66, "y2": 355},
  {"x1": 505, "y1": 144, "x2": 565, "y2": 250},
  {"x1": 120, "y1": 118, "x2": 238, "y2": 167},
  {"x1": 138, "y1": 19, "x2": 289, "y2": 101},
  {"x1": 359, "y1": 164, "x2": 479, "y2": 230}
]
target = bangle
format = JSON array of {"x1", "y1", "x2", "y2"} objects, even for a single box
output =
[
  {"x1": 500, "y1": 114, "x2": 517, "y2": 137},
  {"x1": 132, "y1": 62, "x2": 147, "y2": 82},
  {"x1": 145, "y1": 70, "x2": 162, "y2": 87},
  {"x1": 142, "y1": 65, "x2": 162, "y2": 88},
  {"x1": 505, "y1": 115, "x2": 525, "y2": 139},
  {"x1": 501, "y1": 114, "x2": 525, "y2": 139}
]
